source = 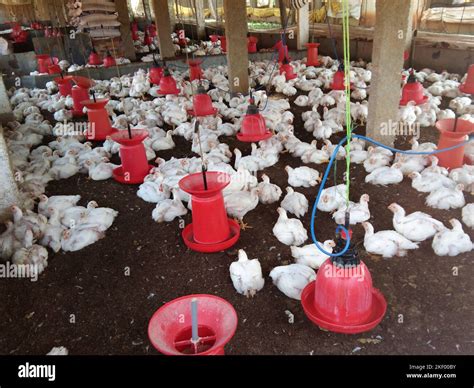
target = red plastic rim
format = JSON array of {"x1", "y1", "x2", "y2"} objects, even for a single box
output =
[
  {"x1": 112, "y1": 164, "x2": 153, "y2": 185},
  {"x1": 399, "y1": 94, "x2": 428, "y2": 106},
  {"x1": 301, "y1": 281, "x2": 387, "y2": 334},
  {"x1": 72, "y1": 76, "x2": 94, "y2": 89},
  {"x1": 148, "y1": 294, "x2": 238, "y2": 355},
  {"x1": 158, "y1": 87, "x2": 180, "y2": 95},
  {"x1": 305, "y1": 43, "x2": 320, "y2": 48},
  {"x1": 187, "y1": 107, "x2": 218, "y2": 117},
  {"x1": 110, "y1": 129, "x2": 149, "y2": 145},
  {"x1": 54, "y1": 75, "x2": 73, "y2": 84},
  {"x1": 81, "y1": 98, "x2": 109, "y2": 109},
  {"x1": 435, "y1": 118, "x2": 474, "y2": 138},
  {"x1": 182, "y1": 219, "x2": 240, "y2": 253},
  {"x1": 179, "y1": 171, "x2": 231, "y2": 196},
  {"x1": 237, "y1": 130, "x2": 273, "y2": 143},
  {"x1": 459, "y1": 83, "x2": 474, "y2": 95}
]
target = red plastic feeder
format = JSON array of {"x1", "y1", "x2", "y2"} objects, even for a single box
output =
[
  {"x1": 110, "y1": 129, "x2": 152, "y2": 184},
  {"x1": 305, "y1": 42, "x2": 320, "y2": 67},
  {"x1": 331, "y1": 69, "x2": 346, "y2": 90},
  {"x1": 71, "y1": 76, "x2": 93, "y2": 117},
  {"x1": 82, "y1": 98, "x2": 118, "y2": 141},
  {"x1": 88, "y1": 49, "x2": 102, "y2": 66},
  {"x1": 218, "y1": 35, "x2": 227, "y2": 52},
  {"x1": 279, "y1": 60, "x2": 297, "y2": 81},
  {"x1": 237, "y1": 102, "x2": 272, "y2": 142},
  {"x1": 179, "y1": 172, "x2": 240, "y2": 253},
  {"x1": 301, "y1": 251, "x2": 387, "y2": 334},
  {"x1": 188, "y1": 86, "x2": 217, "y2": 117},
  {"x1": 436, "y1": 118, "x2": 474, "y2": 170},
  {"x1": 143, "y1": 30, "x2": 153, "y2": 46},
  {"x1": 131, "y1": 29, "x2": 139, "y2": 41},
  {"x1": 55, "y1": 76, "x2": 73, "y2": 97},
  {"x1": 247, "y1": 36, "x2": 258, "y2": 53},
  {"x1": 460, "y1": 64, "x2": 474, "y2": 95},
  {"x1": 36, "y1": 54, "x2": 51, "y2": 73},
  {"x1": 148, "y1": 294, "x2": 238, "y2": 355},
  {"x1": 274, "y1": 40, "x2": 290, "y2": 63},
  {"x1": 209, "y1": 34, "x2": 219, "y2": 43},
  {"x1": 103, "y1": 52, "x2": 116, "y2": 68},
  {"x1": 148, "y1": 24, "x2": 157, "y2": 37},
  {"x1": 400, "y1": 72, "x2": 428, "y2": 105},
  {"x1": 188, "y1": 59, "x2": 203, "y2": 81},
  {"x1": 157, "y1": 68, "x2": 180, "y2": 95},
  {"x1": 149, "y1": 66, "x2": 163, "y2": 85},
  {"x1": 47, "y1": 57, "x2": 60, "y2": 75}
]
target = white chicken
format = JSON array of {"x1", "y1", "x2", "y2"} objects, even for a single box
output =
[
  {"x1": 409, "y1": 171, "x2": 455, "y2": 193},
  {"x1": 229, "y1": 249, "x2": 265, "y2": 297},
  {"x1": 224, "y1": 188, "x2": 259, "y2": 229},
  {"x1": 290, "y1": 240, "x2": 335, "y2": 269},
  {"x1": 426, "y1": 184, "x2": 465, "y2": 210},
  {"x1": 388, "y1": 203, "x2": 445, "y2": 241},
  {"x1": 280, "y1": 187, "x2": 309, "y2": 218},
  {"x1": 151, "y1": 188, "x2": 188, "y2": 222},
  {"x1": 11, "y1": 230, "x2": 48, "y2": 275},
  {"x1": 269, "y1": 264, "x2": 316, "y2": 300},
  {"x1": 38, "y1": 195, "x2": 81, "y2": 217},
  {"x1": 285, "y1": 165, "x2": 320, "y2": 188},
  {"x1": 365, "y1": 164, "x2": 403, "y2": 186},
  {"x1": 461, "y1": 203, "x2": 474, "y2": 229},
  {"x1": 362, "y1": 222, "x2": 419, "y2": 258},
  {"x1": 272, "y1": 207, "x2": 308, "y2": 246},
  {"x1": 449, "y1": 165, "x2": 474, "y2": 193},
  {"x1": 61, "y1": 226, "x2": 105, "y2": 252},
  {"x1": 332, "y1": 194, "x2": 370, "y2": 225},
  {"x1": 432, "y1": 219, "x2": 473, "y2": 256},
  {"x1": 317, "y1": 184, "x2": 346, "y2": 212},
  {"x1": 257, "y1": 174, "x2": 282, "y2": 204}
]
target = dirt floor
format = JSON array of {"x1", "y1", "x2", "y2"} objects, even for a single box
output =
[{"x1": 0, "y1": 87, "x2": 473, "y2": 356}]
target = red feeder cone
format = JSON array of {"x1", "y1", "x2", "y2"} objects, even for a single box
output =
[
  {"x1": 111, "y1": 129, "x2": 152, "y2": 184},
  {"x1": 460, "y1": 64, "x2": 474, "y2": 95},
  {"x1": 188, "y1": 86, "x2": 217, "y2": 117},
  {"x1": 218, "y1": 35, "x2": 227, "y2": 52},
  {"x1": 36, "y1": 54, "x2": 50, "y2": 73},
  {"x1": 148, "y1": 294, "x2": 238, "y2": 355},
  {"x1": 71, "y1": 76, "x2": 94, "y2": 117},
  {"x1": 149, "y1": 66, "x2": 163, "y2": 85},
  {"x1": 82, "y1": 98, "x2": 118, "y2": 141},
  {"x1": 179, "y1": 172, "x2": 240, "y2": 253},
  {"x1": 188, "y1": 59, "x2": 203, "y2": 81},
  {"x1": 158, "y1": 68, "x2": 180, "y2": 95},
  {"x1": 247, "y1": 36, "x2": 258, "y2": 53},
  {"x1": 47, "y1": 57, "x2": 60, "y2": 74},
  {"x1": 279, "y1": 59, "x2": 297, "y2": 81},
  {"x1": 400, "y1": 72, "x2": 428, "y2": 105},
  {"x1": 103, "y1": 51, "x2": 116, "y2": 68},
  {"x1": 88, "y1": 49, "x2": 102, "y2": 66},
  {"x1": 305, "y1": 42, "x2": 320, "y2": 67},
  {"x1": 237, "y1": 101, "x2": 272, "y2": 142},
  {"x1": 301, "y1": 240, "x2": 387, "y2": 334},
  {"x1": 436, "y1": 118, "x2": 474, "y2": 170},
  {"x1": 55, "y1": 75, "x2": 73, "y2": 97},
  {"x1": 331, "y1": 69, "x2": 346, "y2": 90},
  {"x1": 209, "y1": 34, "x2": 219, "y2": 43},
  {"x1": 274, "y1": 40, "x2": 290, "y2": 63}
]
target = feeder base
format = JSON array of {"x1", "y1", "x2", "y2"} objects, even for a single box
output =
[
  {"x1": 112, "y1": 164, "x2": 153, "y2": 184},
  {"x1": 301, "y1": 281, "x2": 387, "y2": 334},
  {"x1": 399, "y1": 95, "x2": 428, "y2": 106},
  {"x1": 182, "y1": 219, "x2": 240, "y2": 253},
  {"x1": 237, "y1": 131, "x2": 273, "y2": 143},
  {"x1": 158, "y1": 87, "x2": 180, "y2": 96},
  {"x1": 187, "y1": 108, "x2": 218, "y2": 117},
  {"x1": 460, "y1": 84, "x2": 474, "y2": 95}
]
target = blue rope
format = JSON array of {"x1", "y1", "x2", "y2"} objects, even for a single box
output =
[{"x1": 310, "y1": 133, "x2": 474, "y2": 257}]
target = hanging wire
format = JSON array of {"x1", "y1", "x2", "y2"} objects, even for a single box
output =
[{"x1": 342, "y1": 0, "x2": 352, "y2": 207}]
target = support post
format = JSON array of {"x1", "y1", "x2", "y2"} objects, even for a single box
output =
[
  {"x1": 223, "y1": 0, "x2": 249, "y2": 94},
  {"x1": 366, "y1": 0, "x2": 415, "y2": 146},
  {"x1": 296, "y1": 2, "x2": 310, "y2": 50},
  {"x1": 151, "y1": 0, "x2": 176, "y2": 59},
  {"x1": 194, "y1": 0, "x2": 206, "y2": 40},
  {"x1": 115, "y1": 0, "x2": 137, "y2": 61}
]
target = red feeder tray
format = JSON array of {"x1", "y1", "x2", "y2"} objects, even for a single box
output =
[
  {"x1": 279, "y1": 61, "x2": 297, "y2": 81},
  {"x1": 274, "y1": 40, "x2": 290, "y2": 63},
  {"x1": 460, "y1": 64, "x2": 474, "y2": 95},
  {"x1": 219, "y1": 35, "x2": 227, "y2": 52},
  {"x1": 131, "y1": 29, "x2": 139, "y2": 41},
  {"x1": 188, "y1": 59, "x2": 203, "y2": 81},
  {"x1": 237, "y1": 103, "x2": 272, "y2": 142},
  {"x1": 400, "y1": 73, "x2": 428, "y2": 105},
  {"x1": 88, "y1": 50, "x2": 102, "y2": 66},
  {"x1": 331, "y1": 69, "x2": 347, "y2": 91},
  {"x1": 110, "y1": 129, "x2": 152, "y2": 184},
  {"x1": 54, "y1": 75, "x2": 73, "y2": 97},
  {"x1": 247, "y1": 36, "x2": 258, "y2": 53},
  {"x1": 301, "y1": 258, "x2": 387, "y2": 334},
  {"x1": 36, "y1": 54, "x2": 50, "y2": 73},
  {"x1": 71, "y1": 86, "x2": 89, "y2": 117},
  {"x1": 305, "y1": 42, "x2": 320, "y2": 67},
  {"x1": 157, "y1": 71, "x2": 180, "y2": 95},
  {"x1": 179, "y1": 172, "x2": 240, "y2": 253},
  {"x1": 187, "y1": 87, "x2": 217, "y2": 117},
  {"x1": 47, "y1": 57, "x2": 60, "y2": 75},
  {"x1": 81, "y1": 98, "x2": 118, "y2": 141},
  {"x1": 209, "y1": 34, "x2": 219, "y2": 43},
  {"x1": 436, "y1": 118, "x2": 474, "y2": 170},
  {"x1": 103, "y1": 53, "x2": 116, "y2": 68},
  {"x1": 149, "y1": 66, "x2": 163, "y2": 85},
  {"x1": 148, "y1": 294, "x2": 238, "y2": 355}
]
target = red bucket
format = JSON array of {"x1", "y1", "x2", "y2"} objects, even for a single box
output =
[{"x1": 436, "y1": 118, "x2": 474, "y2": 170}]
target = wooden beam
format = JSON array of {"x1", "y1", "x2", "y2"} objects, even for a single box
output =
[
  {"x1": 194, "y1": 0, "x2": 206, "y2": 40},
  {"x1": 115, "y1": 0, "x2": 137, "y2": 61},
  {"x1": 151, "y1": 0, "x2": 176, "y2": 59},
  {"x1": 296, "y1": 2, "x2": 309, "y2": 50}
]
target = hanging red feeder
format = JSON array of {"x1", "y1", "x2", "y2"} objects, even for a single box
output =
[
  {"x1": 331, "y1": 69, "x2": 346, "y2": 91},
  {"x1": 148, "y1": 23, "x2": 157, "y2": 37},
  {"x1": 103, "y1": 51, "x2": 116, "y2": 68},
  {"x1": 188, "y1": 59, "x2": 204, "y2": 81},
  {"x1": 36, "y1": 54, "x2": 51, "y2": 73},
  {"x1": 47, "y1": 57, "x2": 60, "y2": 74},
  {"x1": 274, "y1": 39, "x2": 290, "y2": 63},
  {"x1": 54, "y1": 75, "x2": 73, "y2": 97},
  {"x1": 460, "y1": 64, "x2": 474, "y2": 95},
  {"x1": 179, "y1": 172, "x2": 240, "y2": 253},
  {"x1": 218, "y1": 35, "x2": 227, "y2": 52},
  {"x1": 400, "y1": 72, "x2": 428, "y2": 105},
  {"x1": 71, "y1": 76, "x2": 93, "y2": 117},
  {"x1": 436, "y1": 118, "x2": 474, "y2": 170},
  {"x1": 301, "y1": 239, "x2": 387, "y2": 334},
  {"x1": 131, "y1": 29, "x2": 139, "y2": 41},
  {"x1": 188, "y1": 86, "x2": 217, "y2": 117},
  {"x1": 88, "y1": 48, "x2": 102, "y2": 66},
  {"x1": 131, "y1": 21, "x2": 138, "y2": 32},
  {"x1": 143, "y1": 30, "x2": 153, "y2": 46},
  {"x1": 279, "y1": 59, "x2": 297, "y2": 81},
  {"x1": 149, "y1": 66, "x2": 163, "y2": 85},
  {"x1": 209, "y1": 34, "x2": 219, "y2": 43},
  {"x1": 157, "y1": 68, "x2": 180, "y2": 95},
  {"x1": 305, "y1": 42, "x2": 320, "y2": 67},
  {"x1": 237, "y1": 100, "x2": 272, "y2": 142},
  {"x1": 247, "y1": 36, "x2": 258, "y2": 53},
  {"x1": 110, "y1": 129, "x2": 153, "y2": 184},
  {"x1": 148, "y1": 294, "x2": 238, "y2": 355},
  {"x1": 81, "y1": 98, "x2": 118, "y2": 141}
]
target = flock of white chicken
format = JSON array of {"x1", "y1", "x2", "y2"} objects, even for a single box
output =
[{"x1": 2, "y1": 51, "x2": 473, "y2": 303}]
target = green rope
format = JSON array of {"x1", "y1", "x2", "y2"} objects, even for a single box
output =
[{"x1": 342, "y1": 0, "x2": 352, "y2": 206}]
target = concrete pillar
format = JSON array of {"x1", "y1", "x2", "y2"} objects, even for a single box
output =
[
  {"x1": 223, "y1": 0, "x2": 249, "y2": 94},
  {"x1": 194, "y1": 0, "x2": 206, "y2": 40},
  {"x1": 115, "y1": 0, "x2": 137, "y2": 61},
  {"x1": 296, "y1": 2, "x2": 310, "y2": 50},
  {"x1": 366, "y1": 0, "x2": 415, "y2": 146},
  {"x1": 151, "y1": 0, "x2": 176, "y2": 59}
]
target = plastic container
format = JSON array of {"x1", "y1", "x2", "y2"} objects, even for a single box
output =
[
  {"x1": 219, "y1": 35, "x2": 227, "y2": 52},
  {"x1": 237, "y1": 104, "x2": 272, "y2": 142},
  {"x1": 81, "y1": 98, "x2": 117, "y2": 141},
  {"x1": 209, "y1": 34, "x2": 219, "y2": 43},
  {"x1": 179, "y1": 172, "x2": 240, "y2": 252},
  {"x1": 279, "y1": 62, "x2": 297, "y2": 81},
  {"x1": 110, "y1": 129, "x2": 152, "y2": 184},
  {"x1": 331, "y1": 69, "x2": 346, "y2": 91},
  {"x1": 47, "y1": 57, "x2": 60, "y2": 75},
  {"x1": 71, "y1": 85, "x2": 90, "y2": 117},
  {"x1": 436, "y1": 118, "x2": 474, "y2": 169},
  {"x1": 188, "y1": 87, "x2": 216, "y2": 117},
  {"x1": 247, "y1": 36, "x2": 258, "y2": 53},
  {"x1": 305, "y1": 43, "x2": 320, "y2": 67},
  {"x1": 158, "y1": 71, "x2": 180, "y2": 95},
  {"x1": 148, "y1": 294, "x2": 238, "y2": 355},
  {"x1": 54, "y1": 76, "x2": 73, "y2": 97},
  {"x1": 400, "y1": 76, "x2": 428, "y2": 105},
  {"x1": 188, "y1": 59, "x2": 203, "y2": 81},
  {"x1": 274, "y1": 40, "x2": 290, "y2": 63},
  {"x1": 460, "y1": 64, "x2": 474, "y2": 95},
  {"x1": 103, "y1": 54, "x2": 116, "y2": 68},
  {"x1": 149, "y1": 66, "x2": 163, "y2": 85}
]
